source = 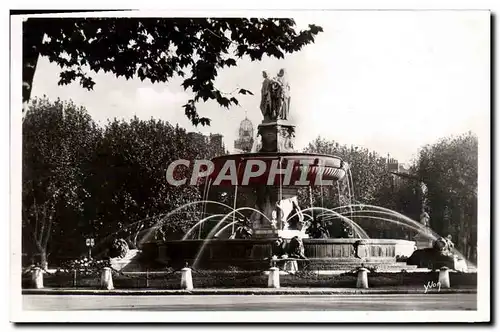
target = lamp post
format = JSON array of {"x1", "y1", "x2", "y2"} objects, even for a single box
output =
[{"x1": 85, "y1": 238, "x2": 95, "y2": 259}]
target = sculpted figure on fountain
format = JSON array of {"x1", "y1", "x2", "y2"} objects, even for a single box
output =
[{"x1": 260, "y1": 68, "x2": 291, "y2": 122}]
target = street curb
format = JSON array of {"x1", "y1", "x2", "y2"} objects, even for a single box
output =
[{"x1": 22, "y1": 288, "x2": 477, "y2": 296}]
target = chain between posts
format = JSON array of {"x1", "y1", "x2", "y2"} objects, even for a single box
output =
[{"x1": 109, "y1": 267, "x2": 186, "y2": 280}]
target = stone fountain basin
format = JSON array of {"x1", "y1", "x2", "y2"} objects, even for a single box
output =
[
  {"x1": 200, "y1": 152, "x2": 348, "y2": 186},
  {"x1": 141, "y1": 238, "x2": 416, "y2": 271}
]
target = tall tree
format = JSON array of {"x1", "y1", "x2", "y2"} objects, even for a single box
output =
[
  {"x1": 22, "y1": 17, "x2": 322, "y2": 124},
  {"x1": 416, "y1": 132, "x2": 478, "y2": 260},
  {"x1": 23, "y1": 99, "x2": 231, "y2": 266},
  {"x1": 22, "y1": 96, "x2": 101, "y2": 267},
  {"x1": 88, "y1": 118, "x2": 228, "y2": 245}
]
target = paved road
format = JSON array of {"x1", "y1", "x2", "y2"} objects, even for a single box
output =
[{"x1": 23, "y1": 293, "x2": 476, "y2": 311}]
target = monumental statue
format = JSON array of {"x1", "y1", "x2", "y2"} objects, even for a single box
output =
[
  {"x1": 252, "y1": 68, "x2": 300, "y2": 235},
  {"x1": 260, "y1": 69, "x2": 291, "y2": 121},
  {"x1": 260, "y1": 71, "x2": 271, "y2": 119}
]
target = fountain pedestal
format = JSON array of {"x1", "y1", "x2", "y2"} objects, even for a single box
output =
[
  {"x1": 251, "y1": 120, "x2": 307, "y2": 239},
  {"x1": 258, "y1": 120, "x2": 296, "y2": 152},
  {"x1": 252, "y1": 225, "x2": 280, "y2": 238},
  {"x1": 251, "y1": 186, "x2": 307, "y2": 238}
]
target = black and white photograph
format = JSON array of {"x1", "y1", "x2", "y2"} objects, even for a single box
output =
[{"x1": 9, "y1": 7, "x2": 491, "y2": 323}]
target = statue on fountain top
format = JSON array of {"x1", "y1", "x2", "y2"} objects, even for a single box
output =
[{"x1": 260, "y1": 68, "x2": 291, "y2": 122}]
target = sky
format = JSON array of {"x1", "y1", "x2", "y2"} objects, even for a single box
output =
[{"x1": 29, "y1": 11, "x2": 490, "y2": 164}]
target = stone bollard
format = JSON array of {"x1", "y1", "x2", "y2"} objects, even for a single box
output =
[
  {"x1": 439, "y1": 266, "x2": 451, "y2": 289},
  {"x1": 100, "y1": 267, "x2": 114, "y2": 290},
  {"x1": 268, "y1": 267, "x2": 280, "y2": 288},
  {"x1": 31, "y1": 267, "x2": 44, "y2": 289},
  {"x1": 180, "y1": 267, "x2": 193, "y2": 290},
  {"x1": 356, "y1": 267, "x2": 370, "y2": 289}
]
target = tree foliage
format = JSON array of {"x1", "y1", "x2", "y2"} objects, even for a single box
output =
[
  {"x1": 303, "y1": 137, "x2": 395, "y2": 206},
  {"x1": 89, "y1": 118, "x2": 226, "y2": 245},
  {"x1": 303, "y1": 134, "x2": 479, "y2": 262},
  {"x1": 416, "y1": 132, "x2": 478, "y2": 261},
  {"x1": 23, "y1": 17, "x2": 323, "y2": 125},
  {"x1": 22, "y1": 97, "x2": 227, "y2": 266},
  {"x1": 22, "y1": 96, "x2": 101, "y2": 266},
  {"x1": 303, "y1": 137, "x2": 420, "y2": 239}
]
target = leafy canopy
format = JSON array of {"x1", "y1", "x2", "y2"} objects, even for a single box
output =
[
  {"x1": 22, "y1": 96, "x2": 230, "y2": 263},
  {"x1": 22, "y1": 97, "x2": 102, "y2": 262},
  {"x1": 30, "y1": 17, "x2": 323, "y2": 125},
  {"x1": 416, "y1": 132, "x2": 478, "y2": 239}
]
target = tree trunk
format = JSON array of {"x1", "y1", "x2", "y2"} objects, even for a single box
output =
[
  {"x1": 40, "y1": 250, "x2": 48, "y2": 270},
  {"x1": 22, "y1": 19, "x2": 44, "y2": 113}
]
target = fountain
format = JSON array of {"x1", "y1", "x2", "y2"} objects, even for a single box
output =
[{"x1": 138, "y1": 68, "x2": 428, "y2": 272}]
